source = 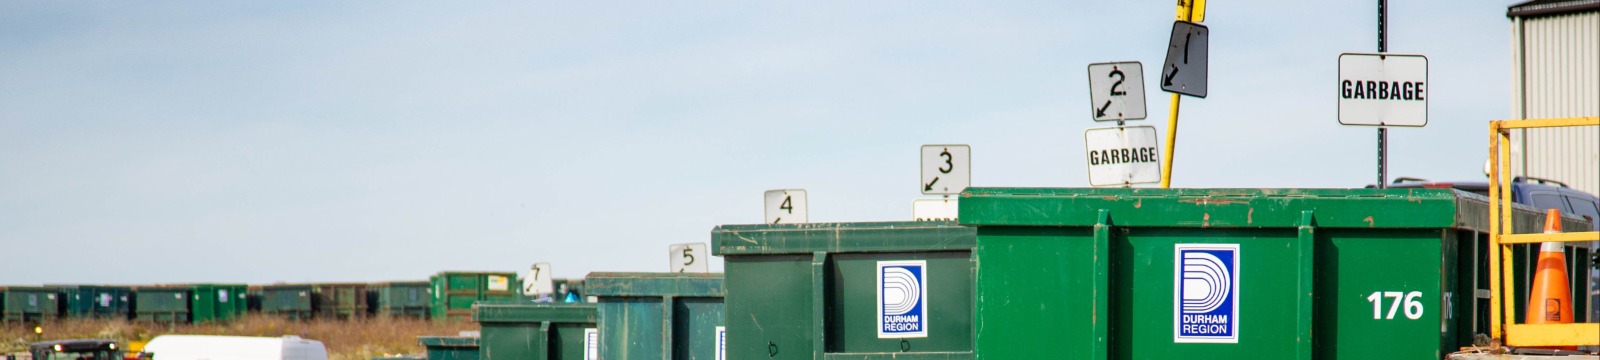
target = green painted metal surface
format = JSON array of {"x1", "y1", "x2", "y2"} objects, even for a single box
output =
[
  {"x1": 375, "y1": 281, "x2": 431, "y2": 318},
  {"x1": 420, "y1": 336, "x2": 480, "y2": 360},
  {"x1": 0, "y1": 287, "x2": 62, "y2": 322},
  {"x1": 189, "y1": 284, "x2": 247, "y2": 323},
  {"x1": 317, "y1": 283, "x2": 370, "y2": 319},
  {"x1": 133, "y1": 287, "x2": 190, "y2": 323},
  {"x1": 432, "y1": 272, "x2": 519, "y2": 321},
  {"x1": 585, "y1": 272, "x2": 725, "y2": 360},
  {"x1": 50, "y1": 285, "x2": 131, "y2": 319},
  {"x1": 473, "y1": 303, "x2": 597, "y2": 360},
  {"x1": 711, "y1": 221, "x2": 977, "y2": 360},
  {"x1": 959, "y1": 187, "x2": 1591, "y2": 360},
  {"x1": 260, "y1": 284, "x2": 317, "y2": 319}
]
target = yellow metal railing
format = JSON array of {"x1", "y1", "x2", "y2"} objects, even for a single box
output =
[{"x1": 1488, "y1": 115, "x2": 1600, "y2": 347}]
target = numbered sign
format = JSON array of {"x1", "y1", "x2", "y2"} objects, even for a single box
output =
[
  {"x1": 523, "y1": 262, "x2": 554, "y2": 297},
  {"x1": 764, "y1": 189, "x2": 808, "y2": 224},
  {"x1": 1083, "y1": 126, "x2": 1163, "y2": 186},
  {"x1": 920, "y1": 145, "x2": 971, "y2": 195},
  {"x1": 1087, "y1": 62, "x2": 1147, "y2": 121},
  {"x1": 1160, "y1": 21, "x2": 1209, "y2": 98},
  {"x1": 912, "y1": 198, "x2": 958, "y2": 221},
  {"x1": 670, "y1": 243, "x2": 710, "y2": 273}
]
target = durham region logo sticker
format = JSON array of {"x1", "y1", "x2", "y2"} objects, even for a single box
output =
[
  {"x1": 878, "y1": 260, "x2": 928, "y2": 338},
  {"x1": 1174, "y1": 244, "x2": 1239, "y2": 343}
]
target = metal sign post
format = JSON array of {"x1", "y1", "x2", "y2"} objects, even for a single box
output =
[
  {"x1": 1160, "y1": 1, "x2": 1206, "y2": 188},
  {"x1": 1377, "y1": 0, "x2": 1388, "y2": 189}
]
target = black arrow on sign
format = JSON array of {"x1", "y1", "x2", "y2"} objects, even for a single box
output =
[
  {"x1": 1095, "y1": 100, "x2": 1113, "y2": 118},
  {"x1": 924, "y1": 177, "x2": 939, "y2": 192},
  {"x1": 1163, "y1": 64, "x2": 1179, "y2": 87}
]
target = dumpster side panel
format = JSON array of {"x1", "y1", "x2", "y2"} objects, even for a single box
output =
[
  {"x1": 599, "y1": 297, "x2": 663, "y2": 359},
  {"x1": 1314, "y1": 229, "x2": 1445, "y2": 360},
  {"x1": 826, "y1": 251, "x2": 972, "y2": 353},
  {"x1": 553, "y1": 323, "x2": 593, "y2": 360},
  {"x1": 482, "y1": 322, "x2": 540, "y2": 360},
  {"x1": 973, "y1": 227, "x2": 1098, "y2": 359},
  {"x1": 725, "y1": 254, "x2": 814, "y2": 360},
  {"x1": 673, "y1": 298, "x2": 726, "y2": 360}
]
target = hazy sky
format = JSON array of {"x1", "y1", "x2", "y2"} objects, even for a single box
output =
[{"x1": 1, "y1": 1, "x2": 1516, "y2": 284}]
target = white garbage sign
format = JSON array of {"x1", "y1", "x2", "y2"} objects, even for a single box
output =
[
  {"x1": 1087, "y1": 62, "x2": 1147, "y2": 121},
  {"x1": 1083, "y1": 126, "x2": 1163, "y2": 186},
  {"x1": 911, "y1": 198, "x2": 958, "y2": 221},
  {"x1": 1337, "y1": 53, "x2": 1428, "y2": 127}
]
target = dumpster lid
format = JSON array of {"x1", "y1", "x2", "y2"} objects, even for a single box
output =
[
  {"x1": 712, "y1": 221, "x2": 974, "y2": 256},
  {"x1": 417, "y1": 336, "x2": 478, "y2": 347},
  {"x1": 583, "y1": 272, "x2": 724, "y2": 298},
  {"x1": 472, "y1": 303, "x2": 596, "y2": 323}
]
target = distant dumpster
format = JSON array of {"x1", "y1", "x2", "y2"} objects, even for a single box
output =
[
  {"x1": 0, "y1": 286, "x2": 61, "y2": 322},
  {"x1": 711, "y1": 221, "x2": 976, "y2": 359},
  {"x1": 260, "y1": 284, "x2": 317, "y2": 319},
  {"x1": 420, "y1": 336, "x2": 480, "y2": 360},
  {"x1": 585, "y1": 272, "x2": 724, "y2": 360},
  {"x1": 316, "y1": 283, "x2": 369, "y2": 319},
  {"x1": 432, "y1": 272, "x2": 519, "y2": 321},
  {"x1": 473, "y1": 303, "x2": 597, "y2": 360},
  {"x1": 50, "y1": 285, "x2": 130, "y2": 319},
  {"x1": 189, "y1": 284, "x2": 248, "y2": 323},
  {"x1": 958, "y1": 188, "x2": 1591, "y2": 360},
  {"x1": 133, "y1": 286, "x2": 190, "y2": 324},
  {"x1": 374, "y1": 281, "x2": 431, "y2": 319}
]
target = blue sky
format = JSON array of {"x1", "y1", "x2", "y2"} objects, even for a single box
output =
[{"x1": 1, "y1": 1, "x2": 1515, "y2": 284}]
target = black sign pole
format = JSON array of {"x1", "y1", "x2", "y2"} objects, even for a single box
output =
[{"x1": 1376, "y1": 0, "x2": 1389, "y2": 189}]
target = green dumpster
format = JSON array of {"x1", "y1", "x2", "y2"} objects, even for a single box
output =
[
  {"x1": 133, "y1": 286, "x2": 190, "y2": 323},
  {"x1": 375, "y1": 281, "x2": 431, "y2": 319},
  {"x1": 190, "y1": 284, "x2": 248, "y2": 323},
  {"x1": 316, "y1": 283, "x2": 370, "y2": 319},
  {"x1": 585, "y1": 272, "x2": 724, "y2": 360},
  {"x1": 432, "y1": 271, "x2": 519, "y2": 321},
  {"x1": 0, "y1": 286, "x2": 62, "y2": 322},
  {"x1": 420, "y1": 336, "x2": 480, "y2": 360},
  {"x1": 711, "y1": 221, "x2": 976, "y2": 360},
  {"x1": 260, "y1": 284, "x2": 317, "y2": 319},
  {"x1": 473, "y1": 303, "x2": 597, "y2": 360},
  {"x1": 50, "y1": 285, "x2": 132, "y2": 319},
  {"x1": 958, "y1": 188, "x2": 1592, "y2": 360}
]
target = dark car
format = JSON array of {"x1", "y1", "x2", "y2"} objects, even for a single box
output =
[{"x1": 28, "y1": 339, "x2": 122, "y2": 360}]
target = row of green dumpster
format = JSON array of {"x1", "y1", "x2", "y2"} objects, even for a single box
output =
[
  {"x1": 419, "y1": 188, "x2": 1595, "y2": 360},
  {"x1": 1, "y1": 284, "x2": 248, "y2": 324}
]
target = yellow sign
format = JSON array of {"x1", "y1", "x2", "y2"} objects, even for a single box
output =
[{"x1": 1176, "y1": 0, "x2": 1207, "y2": 22}]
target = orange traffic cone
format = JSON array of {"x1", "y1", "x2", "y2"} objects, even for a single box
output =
[{"x1": 1524, "y1": 209, "x2": 1575, "y2": 350}]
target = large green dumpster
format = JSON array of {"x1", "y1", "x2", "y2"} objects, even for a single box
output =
[
  {"x1": 51, "y1": 285, "x2": 132, "y2": 319},
  {"x1": 711, "y1": 221, "x2": 976, "y2": 360},
  {"x1": 1, "y1": 287, "x2": 62, "y2": 322},
  {"x1": 133, "y1": 286, "x2": 190, "y2": 323},
  {"x1": 190, "y1": 284, "x2": 248, "y2": 323},
  {"x1": 420, "y1": 336, "x2": 480, "y2": 360},
  {"x1": 958, "y1": 188, "x2": 1592, "y2": 360},
  {"x1": 473, "y1": 303, "x2": 597, "y2": 360},
  {"x1": 316, "y1": 283, "x2": 370, "y2": 319},
  {"x1": 260, "y1": 284, "x2": 317, "y2": 319},
  {"x1": 432, "y1": 272, "x2": 519, "y2": 321},
  {"x1": 375, "y1": 281, "x2": 431, "y2": 318},
  {"x1": 585, "y1": 272, "x2": 724, "y2": 360}
]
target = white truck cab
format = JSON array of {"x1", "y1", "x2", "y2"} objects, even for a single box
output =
[{"x1": 142, "y1": 335, "x2": 328, "y2": 360}]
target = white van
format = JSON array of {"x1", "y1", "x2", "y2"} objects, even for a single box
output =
[{"x1": 142, "y1": 335, "x2": 328, "y2": 360}]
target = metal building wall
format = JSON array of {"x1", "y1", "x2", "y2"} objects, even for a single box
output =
[{"x1": 1509, "y1": 11, "x2": 1600, "y2": 195}]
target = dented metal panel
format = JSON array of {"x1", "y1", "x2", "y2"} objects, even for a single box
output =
[
  {"x1": 586, "y1": 272, "x2": 725, "y2": 360},
  {"x1": 711, "y1": 221, "x2": 976, "y2": 360}
]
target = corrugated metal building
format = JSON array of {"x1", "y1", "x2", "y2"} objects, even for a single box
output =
[{"x1": 1507, "y1": 0, "x2": 1600, "y2": 195}]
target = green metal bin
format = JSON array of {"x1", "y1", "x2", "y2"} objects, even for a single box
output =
[
  {"x1": 585, "y1": 272, "x2": 724, "y2": 360},
  {"x1": 420, "y1": 336, "x2": 480, "y2": 360},
  {"x1": 51, "y1": 285, "x2": 132, "y2": 319},
  {"x1": 958, "y1": 188, "x2": 1592, "y2": 360},
  {"x1": 133, "y1": 286, "x2": 190, "y2": 324},
  {"x1": 260, "y1": 284, "x2": 317, "y2": 319},
  {"x1": 316, "y1": 283, "x2": 370, "y2": 319},
  {"x1": 190, "y1": 284, "x2": 248, "y2": 323},
  {"x1": 1, "y1": 286, "x2": 62, "y2": 322},
  {"x1": 432, "y1": 271, "x2": 519, "y2": 321},
  {"x1": 473, "y1": 303, "x2": 597, "y2": 360},
  {"x1": 375, "y1": 281, "x2": 431, "y2": 319},
  {"x1": 711, "y1": 221, "x2": 977, "y2": 360}
]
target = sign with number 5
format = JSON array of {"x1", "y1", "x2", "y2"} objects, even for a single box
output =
[{"x1": 670, "y1": 243, "x2": 710, "y2": 273}]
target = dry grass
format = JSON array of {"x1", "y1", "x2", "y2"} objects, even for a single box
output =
[{"x1": 3, "y1": 315, "x2": 476, "y2": 360}]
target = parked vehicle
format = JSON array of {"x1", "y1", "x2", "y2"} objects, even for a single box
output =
[
  {"x1": 141, "y1": 335, "x2": 327, "y2": 360},
  {"x1": 28, "y1": 339, "x2": 122, "y2": 360}
]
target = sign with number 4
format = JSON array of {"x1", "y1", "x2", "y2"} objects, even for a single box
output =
[
  {"x1": 764, "y1": 189, "x2": 807, "y2": 224},
  {"x1": 670, "y1": 243, "x2": 709, "y2": 273}
]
